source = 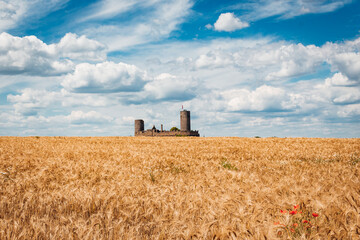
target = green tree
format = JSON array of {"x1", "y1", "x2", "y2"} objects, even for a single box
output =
[{"x1": 170, "y1": 127, "x2": 180, "y2": 131}]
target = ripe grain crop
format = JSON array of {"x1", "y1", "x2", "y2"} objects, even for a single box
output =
[{"x1": 0, "y1": 137, "x2": 359, "y2": 239}]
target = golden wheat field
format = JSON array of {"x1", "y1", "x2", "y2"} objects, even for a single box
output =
[{"x1": 0, "y1": 137, "x2": 359, "y2": 239}]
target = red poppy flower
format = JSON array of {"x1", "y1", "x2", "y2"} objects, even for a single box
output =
[
  {"x1": 294, "y1": 205, "x2": 299, "y2": 209},
  {"x1": 289, "y1": 210, "x2": 297, "y2": 215},
  {"x1": 290, "y1": 228, "x2": 295, "y2": 233},
  {"x1": 280, "y1": 210, "x2": 287, "y2": 214},
  {"x1": 293, "y1": 223, "x2": 298, "y2": 227},
  {"x1": 312, "y1": 213, "x2": 319, "y2": 217},
  {"x1": 303, "y1": 220, "x2": 308, "y2": 223}
]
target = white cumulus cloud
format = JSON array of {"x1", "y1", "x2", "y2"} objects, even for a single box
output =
[
  {"x1": 185, "y1": 39, "x2": 326, "y2": 80},
  {"x1": 330, "y1": 52, "x2": 360, "y2": 83},
  {"x1": 7, "y1": 88, "x2": 59, "y2": 115},
  {"x1": 262, "y1": 44, "x2": 324, "y2": 80},
  {"x1": 324, "y1": 72, "x2": 357, "y2": 86},
  {"x1": 0, "y1": 32, "x2": 107, "y2": 76},
  {"x1": 67, "y1": 110, "x2": 113, "y2": 124},
  {"x1": 7, "y1": 88, "x2": 114, "y2": 116},
  {"x1": 57, "y1": 33, "x2": 107, "y2": 61},
  {"x1": 337, "y1": 104, "x2": 360, "y2": 117},
  {"x1": 62, "y1": 61, "x2": 149, "y2": 93},
  {"x1": 316, "y1": 73, "x2": 360, "y2": 105},
  {"x1": 0, "y1": 32, "x2": 72, "y2": 75},
  {"x1": 195, "y1": 50, "x2": 234, "y2": 69},
  {"x1": 187, "y1": 38, "x2": 360, "y2": 82},
  {"x1": 143, "y1": 73, "x2": 198, "y2": 102},
  {"x1": 123, "y1": 73, "x2": 199, "y2": 104},
  {"x1": 222, "y1": 85, "x2": 292, "y2": 112},
  {"x1": 213, "y1": 12, "x2": 249, "y2": 32}
]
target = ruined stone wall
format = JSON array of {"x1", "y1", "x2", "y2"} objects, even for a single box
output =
[{"x1": 135, "y1": 130, "x2": 199, "y2": 137}]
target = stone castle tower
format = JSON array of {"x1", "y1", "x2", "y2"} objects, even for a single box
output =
[
  {"x1": 134, "y1": 119, "x2": 144, "y2": 133},
  {"x1": 134, "y1": 110, "x2": 199, "y2": 137},
  {"x1": 180, "y1": 110, "x2": 190, "y2": 132}
]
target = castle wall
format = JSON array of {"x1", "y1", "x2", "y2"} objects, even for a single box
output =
[{"x1": 135, "y1": 130, "x2": 199, "y2": 137}]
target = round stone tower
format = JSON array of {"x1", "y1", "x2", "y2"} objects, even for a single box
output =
[
  {"x1": 180, "y1": 110, "x2": 190, "y2": 132},
  {"x1": 134, "y1": 119, "x2": 144, "y2": 135}
]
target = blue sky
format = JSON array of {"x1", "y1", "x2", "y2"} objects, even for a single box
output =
[{"x1": 0, "y1": 0, "x2": 360, "y2": 137}]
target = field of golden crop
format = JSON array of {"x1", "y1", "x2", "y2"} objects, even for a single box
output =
[{"x1": 0, "y1": 137, "x2": 359, "y2": 239}]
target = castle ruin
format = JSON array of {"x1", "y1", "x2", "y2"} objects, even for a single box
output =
[{"x1": 134, "y1": 110, "x2": 200, "y2": 137}]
